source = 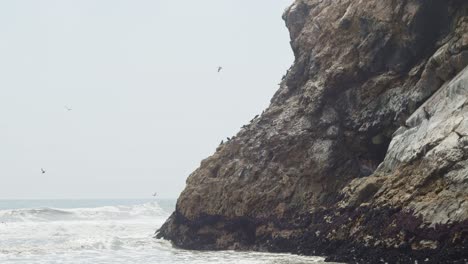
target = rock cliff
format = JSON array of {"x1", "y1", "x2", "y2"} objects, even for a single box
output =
[{"x1": 157, "y1": 0, "x2": 468, "y2": 263}]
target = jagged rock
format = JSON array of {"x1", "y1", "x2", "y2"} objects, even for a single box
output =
[{"x1": 158, "y1": 1, "x2": 468, "y2": 263}]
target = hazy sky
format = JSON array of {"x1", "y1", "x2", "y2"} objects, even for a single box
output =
[{"x1": 0, "y1": 0, "x2": 294, "y2": 199}]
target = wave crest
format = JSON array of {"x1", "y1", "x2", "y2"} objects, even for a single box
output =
[{"x1": 0, "y1": 202, "x2": 165, "y2": 222}]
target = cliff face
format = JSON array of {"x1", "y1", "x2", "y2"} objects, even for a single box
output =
[{"x1": 158, "y1": 0, "x2": 468, "y2": 263}]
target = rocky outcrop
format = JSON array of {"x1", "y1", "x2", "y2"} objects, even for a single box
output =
[{"x1": 157, "y1": 0, "x2": 468, "y2": 263}]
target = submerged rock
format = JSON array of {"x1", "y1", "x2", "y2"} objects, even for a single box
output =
[{"x1": 158, "y1": 0, "x2": 468, "y2": 263}]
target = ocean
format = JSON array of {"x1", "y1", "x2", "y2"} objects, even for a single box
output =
[{"x1": 0, "y1": 199, "x2": 328, "y2": 264}]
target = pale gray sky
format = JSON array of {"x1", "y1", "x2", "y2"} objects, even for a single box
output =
[{"x1": 0, "y1": 0, "x2": 293, "y2": 199}]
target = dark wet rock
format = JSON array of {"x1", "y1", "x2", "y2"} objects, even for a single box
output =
[{"x1": 157, "y1": 0, "x2": 468, "y2": 263}]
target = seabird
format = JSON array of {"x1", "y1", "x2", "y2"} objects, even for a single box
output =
[
  {"x1": 422, "y1": 107, "x2": 431, "y2": 120},
  {"x1": 65, "y1": 106, "x2": 72, "y2": 111},
  {"x1": 152, "y1": 192, "x2": 157, "y2": 197},
  {"x1": 41, "y1": 168, "x2": 46, "y2": 174},
  {"x1": 220, "y1": 140, "x2": 224, "y2": 145},
  {"x1": 217, "y1": 66, "x2": 223, "y2": 73},
  {"x1": 400, "y1": 120, "x2": 410, "y2": 128},
  {"x1": 314, "y1": 21, "x2": 322, "y2": 31},
  {"x1": 254, "y1": 114, "x2": 259, "y2": 119},
  {"x1": 395, "y1": 111, "x2": 409, "y2": 128},
  {"x1": 227, "y1": 137, "x2": 231, "y2": 141}
]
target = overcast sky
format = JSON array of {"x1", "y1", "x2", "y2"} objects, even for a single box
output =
[{"x1": 0, "y1": 0, "x2": 293, "y2": 199}]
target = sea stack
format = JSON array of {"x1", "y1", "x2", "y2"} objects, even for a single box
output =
[{"x1": 157, "y1": 1, "x2": 468, "y2": 263}]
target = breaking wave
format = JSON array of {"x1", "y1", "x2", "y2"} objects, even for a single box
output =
[
  {"x1": 0, "y1": 202, "x2": 165, "y2": 223},
  {"x1": 0, "y1": 200, "x2": 326, "y2": 264}
]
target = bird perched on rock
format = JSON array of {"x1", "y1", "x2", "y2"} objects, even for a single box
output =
[
  {"x1": 422, "y1": 107, "x2": 431, "y2": 120},
  {"x1": 227, "y1": 137, "x2": 231, "y2": 141},
  {"x1": 313, "y1": 21, "x2": 322, "y2": 31},
  {"x1": 422, "y1": 145, "x2": 428, "y2": 156},
  {"x1": 217, "y1": 66, "x2": 223, "y2": 73},
  {"x1": 400, "y1": 120, "x2": 410, "y2": 128},
  {"x1": 250, "y1": 115, "x2": 259, "y2": 123},
  {"x1": 395, "y1": 111, "x2": 409, "y2": 128},
  {"x1": 220, "y1": 140, "x2": 224, "y2": 145}
]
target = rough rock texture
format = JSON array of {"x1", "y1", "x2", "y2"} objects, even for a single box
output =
[{"x1": 158, "y1": 0, "x2": 468, "y2": 263}]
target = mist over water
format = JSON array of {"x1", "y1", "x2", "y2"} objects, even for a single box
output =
[{"x1": 0, "y1": 200, "x2": 327, "y2": 264}]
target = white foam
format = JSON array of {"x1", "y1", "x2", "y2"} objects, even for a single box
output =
[{"x1": 0, "y1": 201, "x2": 328, "y2": 264}]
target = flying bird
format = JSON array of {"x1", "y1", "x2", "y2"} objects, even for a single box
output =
[
  {"x1": 152, "y1": 192, "x2": 157, "y2": 197},
  {"x1": 41, "y1": 168, "x2": 46, "y2": 174},
  {"x1": 65, "y1": 106, "x2": 72, "y2": 111},
  {"x1": 217, "y1": 66, "x2": 223, "y2": 73}
]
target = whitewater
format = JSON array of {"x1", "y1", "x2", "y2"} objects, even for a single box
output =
[{"x1": 0, "y1": 199, "x2": 328, "y2": 264}]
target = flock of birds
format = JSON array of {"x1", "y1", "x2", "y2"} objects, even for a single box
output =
[
  {"x1": 220, "y1": 113, "x2": 262, "y2": 146},
  {"x1": 215, "y1": 65, "x2": 269, "y2": 147}
]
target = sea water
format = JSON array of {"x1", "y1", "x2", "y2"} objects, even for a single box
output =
[{"x1": 0, "y1": 199, "x2": 327, "y2": 264}]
